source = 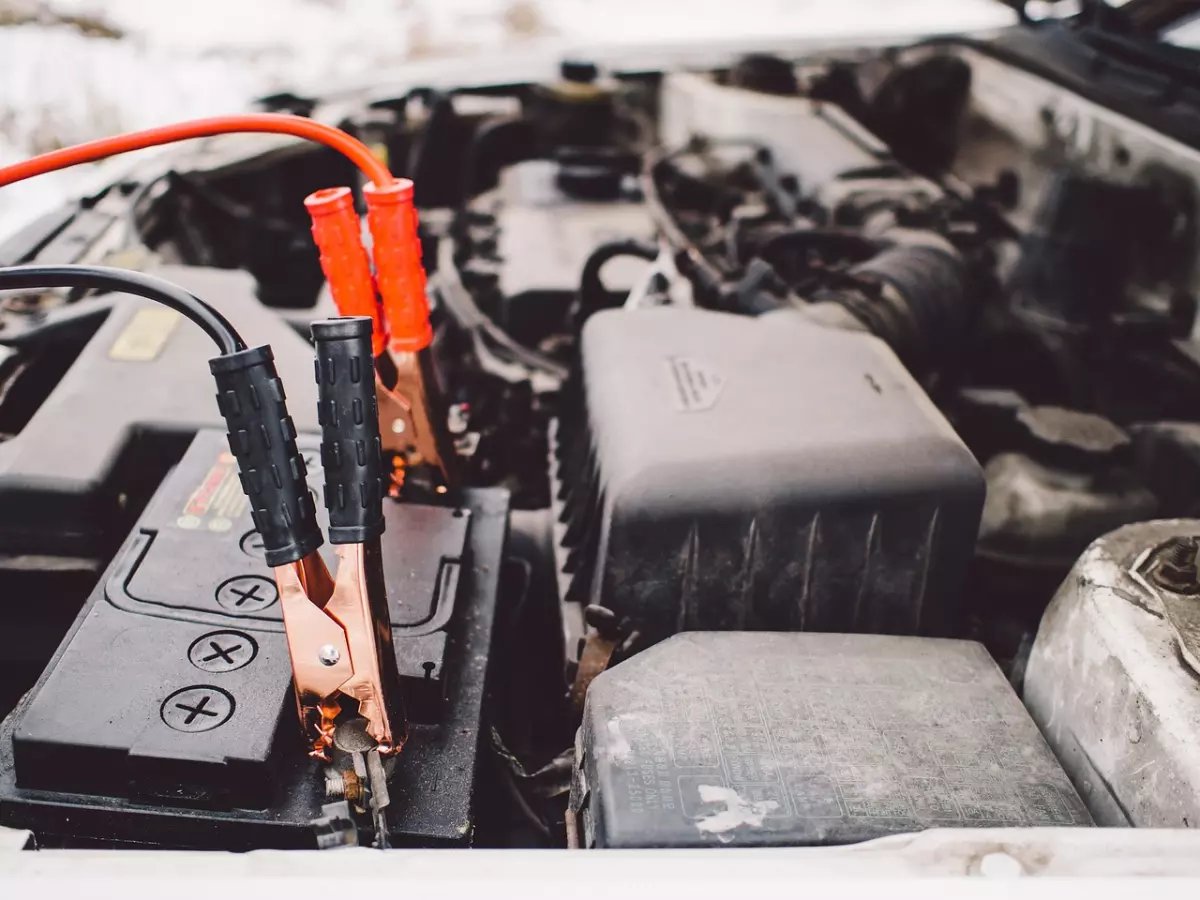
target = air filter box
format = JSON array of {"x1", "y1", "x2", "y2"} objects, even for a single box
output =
[
  {"x1": 553, "y1": 307, "x2": 984, "y2": 639},
  {"x1": 569, "y1": 632, "x2": 1091, "y2": 848}
]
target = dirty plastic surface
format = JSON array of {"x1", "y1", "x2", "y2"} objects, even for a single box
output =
[{"x1": 572, "y1": 632, "x2": 1090, "y2": 848}]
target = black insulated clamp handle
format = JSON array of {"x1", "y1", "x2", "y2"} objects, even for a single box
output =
[
  {"x1": 312, "y1": 317, "x2": 386, "y2": 544},
  {"x1": 209, "y1": 345, "x2": 323, "y2": 566}
]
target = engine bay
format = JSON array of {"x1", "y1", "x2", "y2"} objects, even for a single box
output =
[{"x1": 2, "y1": 23, "x2": 1200, "y2": 853}]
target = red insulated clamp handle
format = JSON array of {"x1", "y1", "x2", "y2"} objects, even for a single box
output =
[
  {"x1": 305, "y1": 187, "x2": 386, "y2": 356},
  {"x1": 364, "y1": 179, "x2": 432, "y2": 354}
]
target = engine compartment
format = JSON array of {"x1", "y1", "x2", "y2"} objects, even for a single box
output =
[{"x1": 2, "y1": 28, "x2": 1200, "y2": 851}]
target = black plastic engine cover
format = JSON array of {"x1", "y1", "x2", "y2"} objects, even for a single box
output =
[
  {"x1": 0, "y1": 430, "x2": 510, "y2": 848},
  {"x1": 470, "y1": 160, "x2": 654, "y2": 342},
  {"x1": 553, "y1": 307, "x2": 984, "y2": 640}
]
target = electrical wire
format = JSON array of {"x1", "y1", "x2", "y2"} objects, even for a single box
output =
[
  {"x1": 642, "y1": 149, "x2": 726, "y2": 298},
  {"x1": 459, "y1": 115, "x2": 529, "y2": 206},
  {"x1": 575, "y1": 238, "x2": 658, "y2": 327},
  {"x1": 435, "y1": 236, "x2": 569, "y2": 382},
  {"x1": 0, "y1": 265, "x2": 245, "y2": 354},
  {"x1": 0, "y1": 114, "x2": 394, "y2": 191},
  {"x1": 123, "y1": 171, "x2": 172, "y2": 242},
  {"x1": 131, "y1": 170, "x2": 311, "y2": 243}
]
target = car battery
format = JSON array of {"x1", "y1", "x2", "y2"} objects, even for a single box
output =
[
  {"x1": 0, "y1": 429, "x2": 510, "y2": 849},
  {"x1": 0, "y1": 264, "x2": 323, "y2": 717}
]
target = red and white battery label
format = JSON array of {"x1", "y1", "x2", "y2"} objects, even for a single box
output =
[{"x1": 175, "y1": 450, "x2": 247, "y2": 533}]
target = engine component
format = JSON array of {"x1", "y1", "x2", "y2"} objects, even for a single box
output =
[
  {"x1": 865, "y1": 55, "x2": 973, "y2": 175},
  {"x1": 464, "y1": 159, "x2": 653, "y2": 340},
  {"x1": 529, "y1": 59, "x2": 618, "y2": 152},
  {"x1": 659, "y1": 70, "x2": 945, "y2": 223},
  {"x1": 647, "y1": 73, "x2": 968, "y2": 365},
  {"x1": 988, "y1": 166, "x2": 1199, "y2": 421},
  {"x1": 659, "y1": 72, "x2": 884, "y2": 198},
  {"x1": 568, "y1": 631, "x2": 1091, "y2": 849},
  {"x1": 1009, "y1": 174, "x2": 1167, "y2": 325},
  {"x1": 978, "y1": 406, "x2": 1158, "y2": 567},
  {"x1": 0, "y1": 430, "x2": 510, "y2": 848},
  {"x1": 728, "y1": 53, "x2": 801, "y2": 96},
  {"x1": 552, "y1": 307, "x2": 984, "y2": 641},
  {"x1": 979, "y1": 453, "x2": 1158, "y2": 566},
  {"x1": 1132, "y1": 422, "x2": 1200, "y2": 518},
  {"x1": 1024, "y1": 519, "x2": 1200, "y2": 828},
  {"x1": 807, "y1": 238, "x2": 970, "y2": 367}
]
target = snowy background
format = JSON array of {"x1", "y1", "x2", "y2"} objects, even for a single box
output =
[{"x1": 0, "y1": 0, "x2": 1016, "y2": 241}]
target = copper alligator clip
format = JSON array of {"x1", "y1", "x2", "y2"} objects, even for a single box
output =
[
  {"x1": 209, "y1": 316, "x2": 405, "y2": 761},
  {"x1": 274, "y1": 316, "x2": 407, "y2": 760},
  {"x1": 305, "y1": 183, "x2": 458, "y2": 491},
  {"x1": 274, "y1": 543, "x2": 403, "y2": 760}
]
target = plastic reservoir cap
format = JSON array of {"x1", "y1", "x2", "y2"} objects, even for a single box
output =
[
  {"x1": 304, "y1": 186, "x2": 386, "y2": 356},
  {"x1": 364, "y1": 179, "x2": 432, "y2": 354},
  {"x1": 1016, "y1": 404, "x2": 1131, "y2": 470},
  {"x1": 560, "y1": 59, "x2": 599, "y2": 84}
]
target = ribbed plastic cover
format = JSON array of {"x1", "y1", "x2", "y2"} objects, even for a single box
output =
[{"x1": 553, "y1": 307, "x2": 984, "y2": 639}]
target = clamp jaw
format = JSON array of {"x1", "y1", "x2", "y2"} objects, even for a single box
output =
[
  {"x1": 201, "y1": 167, "x2": 449, "y2": 839},
  {"x1": 208, "y1": 170, "x2": 456, "y2": 759},
  {"x1": 209, "y1": 317, "x2": 406, "y2": 759}
]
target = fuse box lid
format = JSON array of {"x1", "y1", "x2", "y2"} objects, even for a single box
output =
[{"x1": 571, "y1": 632, "x2": 1091, "y2": 848}]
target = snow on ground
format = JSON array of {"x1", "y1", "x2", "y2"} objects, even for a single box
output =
[{"x1": 0, "y1": 0, "x2": 1015, "y2": 242}]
